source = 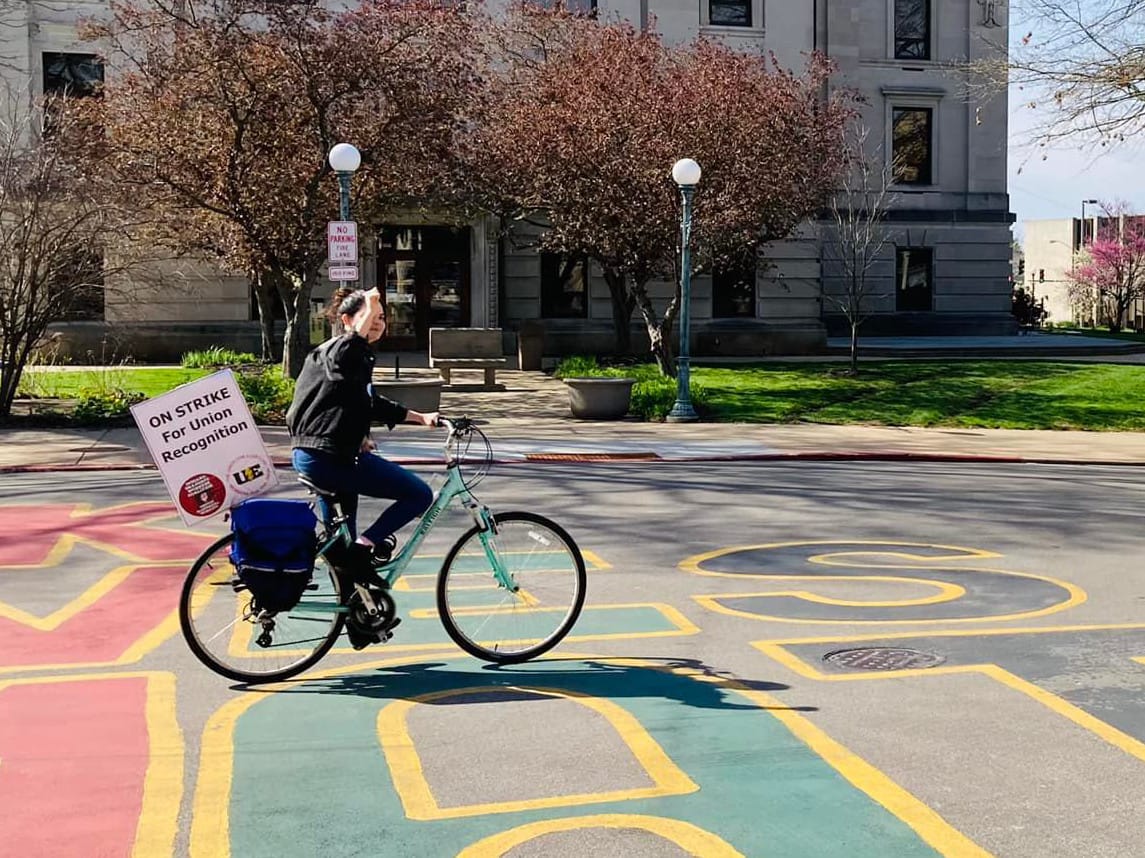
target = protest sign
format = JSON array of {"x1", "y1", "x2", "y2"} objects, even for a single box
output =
[{"x1": 130, "y1": 369, "x2": 279, "y2": 526}]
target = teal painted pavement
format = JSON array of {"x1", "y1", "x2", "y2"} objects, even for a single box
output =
[{"x1": 218, "y1": 658, "x2": 948, "y2": 857}]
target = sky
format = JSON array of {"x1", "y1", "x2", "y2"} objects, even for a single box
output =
[{"x1": 1007, "y1": 10, "x2": 1145, "y2": 235}]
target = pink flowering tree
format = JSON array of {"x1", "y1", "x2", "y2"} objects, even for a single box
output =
[{"x1": 1068, "y1": 221, "x2": 1145, "y2": 332}]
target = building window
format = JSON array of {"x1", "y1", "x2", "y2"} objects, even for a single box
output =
[
  {"x1": 892, "y1": 107, "x2": 933, "y2": 185},
  {"x1": 708, "y1": 0, "x2": 751, "y2": 27},
  {"x1": 712, "y1": 264, "x2": 756, "y2": 318},
  {"x1": 896, "y1": 247, "x2": 933, "y2": 311},
  {"x1": 43, "y1": 52, "x2": 104, "y2": 98},
  {"x1": 894, "y1": 0, "x2": 931, "y2": 60},
  {"x1": 540, "y1": 252, "x2": 588, "y2": 319}
]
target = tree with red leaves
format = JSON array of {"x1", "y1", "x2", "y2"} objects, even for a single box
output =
[
  {"x1": 77, "y1": 0, "x2": 487, "y2": 376},
  {"x1": 477, "y1": 8, "x2": 852, "y2": 374},
  {"x1": 1068, "y1": 218, "x2": 1145, "y2": 333}
]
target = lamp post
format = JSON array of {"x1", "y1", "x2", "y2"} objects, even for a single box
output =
[
  {"x1": 328, "y1": 142, "x2": 361, "y2": 221},
  {"x1": 666, "y1": 158, "x2": 701, "y2": 423}
]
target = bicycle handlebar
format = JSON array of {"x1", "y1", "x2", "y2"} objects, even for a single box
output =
[{"x1": 436, "y1": 416, "x2": 473, "y2": 435}]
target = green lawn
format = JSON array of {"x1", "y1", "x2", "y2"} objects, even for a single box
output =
[
  {"x1": 690, "y1": 362, "x2": 1145, "y2": 430},
  {"x1": 18, "y1": 366, "x2": 211, "y2": 399}
]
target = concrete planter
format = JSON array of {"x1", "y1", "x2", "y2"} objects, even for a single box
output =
[
  {"x1": 372, "y1": 378, "x2": 444, "y2": 413},
  {"x1": 563, "y1": 377, "x2": 636, "y2": 420}
]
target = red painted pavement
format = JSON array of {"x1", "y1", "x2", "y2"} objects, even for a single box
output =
[
  {"x1": 0, "y1": 677, "x2": 149, "y2": 858},
  {"x1": 0, "y1": 502, "x2": 216, "y2": 567},
  {"x1": 0, "y1": 564, "x2": 184, "y2": 668}
]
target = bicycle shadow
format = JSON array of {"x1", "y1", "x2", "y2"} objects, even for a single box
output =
[{"x1": 236, "y1": 656, "x2": 818, "y2": 713}]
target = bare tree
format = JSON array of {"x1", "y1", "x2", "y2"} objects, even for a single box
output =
[
  {"x1": 0, "y1": 85, "x2": 140, "y2": 418},
  {"x1": 822, "y1": 128, "x2": 896, "y2": 374},
  {"x1": 1007, "y1": 0, "x2": 1145, "y2": 147}
]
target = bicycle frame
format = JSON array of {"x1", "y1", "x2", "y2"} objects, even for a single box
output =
[{"x1": 310, "y1": 434, "x2": 515, "y2": 599}]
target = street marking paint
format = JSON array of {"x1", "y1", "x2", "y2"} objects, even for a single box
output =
[
  {"x1": 192, "y1": 651, "x2": 985, "y2": 858},
  {"x1": 378, "y1": 686, "x2": 698, "y2": 820},
  {"x1": 393, "y1": 548, "x2": 610, "y2": 592},
  {"x1": 680, "y1": 541, "x2": 1001, "y2": 578},
  {"x1": 0, "y1": 566, "x2": 192, "y2": 674},
  {"x1": 455, "y1": 814, "x2": 745, "y2": 857},
  {"x1": 753, "y1": 624, "x2": 1145, "y2": 765},
  {"x1": 683, "y1": 540, "x2": 1084, "y2": 624},
  {"x1": 0, "y1": 671, "x2": 183, "y2": 858},
  {"x1": 222, "y1": 602, "x2": 700, "y2": 661},
  {"x1": 606, "y1": 657, "x2": 990, "y2": 858}
]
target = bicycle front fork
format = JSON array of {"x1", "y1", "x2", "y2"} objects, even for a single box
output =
[{"x1": 465, "y1": 500, "x2": 517, "y2": 592}]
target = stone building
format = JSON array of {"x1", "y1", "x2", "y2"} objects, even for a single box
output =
[{"x1": 0, "y1": 0, "x2": 1015, "y2": 360}]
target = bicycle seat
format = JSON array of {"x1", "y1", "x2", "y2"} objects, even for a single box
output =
[{"x1": 297, "y1": 476, "x2": 338, "y2": 498}]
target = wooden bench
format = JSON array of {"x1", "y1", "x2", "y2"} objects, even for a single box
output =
[{"x1": 428, "y1": 327, "x2": 507, "y2": 389}]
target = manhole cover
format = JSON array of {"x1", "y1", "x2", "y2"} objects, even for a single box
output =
[{"x1": 822, "y1": 647, "x2": 946, "y2": 671}]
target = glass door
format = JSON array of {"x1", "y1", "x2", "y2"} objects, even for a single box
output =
[{"x1": 378, "y1": 226, "x2": 470, "y2": 351}]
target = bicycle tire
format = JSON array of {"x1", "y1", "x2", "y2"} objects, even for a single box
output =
[
  {"x1": 436, "y1": 511, "x2": 587, "y2": 664},
  {"x1": 179, "y1": 532, "x2": 346, "y2": 684}
]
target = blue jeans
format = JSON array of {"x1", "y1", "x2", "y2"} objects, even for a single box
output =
[{"x1": 292, "y1": 448, "x2": 433, "y2": 545}]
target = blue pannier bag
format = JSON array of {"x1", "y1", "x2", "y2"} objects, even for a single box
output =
[{"x1": 229, "y1": 498, "x2": 319, "y2": 613}]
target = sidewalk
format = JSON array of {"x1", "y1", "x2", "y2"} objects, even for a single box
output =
[{"x1": 3, "y1": 367, "x2": 1145, "y2": 471}]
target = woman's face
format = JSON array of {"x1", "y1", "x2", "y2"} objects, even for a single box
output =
[{"x1": 341, "y1": 307, "x2": 387, "y2": 343}]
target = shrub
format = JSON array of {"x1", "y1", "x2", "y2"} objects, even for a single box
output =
[
  {"x1": 555, "y1": 355, "x2": 710, "y2": 421},
  {"x1": 236, "y1": 367, "x2": 294, "y2": 424},
  {"x1": 182, "y1": 347, "x2": 259, "y2": 369},
  {"x1": 72, "y1": 387, "x2": 146, "y2": 424},
  {"x1": 630, "y1": 377, "x2": 709, "y2": 421}
]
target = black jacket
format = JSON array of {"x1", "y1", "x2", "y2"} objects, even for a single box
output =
[{"x1": 286, "y1": 333, "x2": 408, "y2": 460}]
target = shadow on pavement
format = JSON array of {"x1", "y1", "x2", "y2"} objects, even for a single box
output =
[{"x1": 233, "y1": 656, "x2": 818, "y2": 713}]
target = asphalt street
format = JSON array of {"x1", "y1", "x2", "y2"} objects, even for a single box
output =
[{"x1": 3, "y1": 460, "x2": 1145, "y2": 857}]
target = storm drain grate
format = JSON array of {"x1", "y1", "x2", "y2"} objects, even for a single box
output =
[{"x1": 822, "y1": 647, "x2": 946, "y2": 671}]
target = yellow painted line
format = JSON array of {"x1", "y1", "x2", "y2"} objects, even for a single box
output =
[
  {"x1": 0, "y1": 532, "x2": 77, "y2": 570},
  {"x1": 753, "y1": 625, "x2": 1145, "y2": 766},
  {"x1": 692, "y1": 569, "x2": 1085, "y2": 626},
  {"x1": 604, "y1": 657, "x2": 990, "y2": 858},
  {"x1": 682, "y1": 539, "x2": 1084, "y2": 625},
  {"x1": 581, "y1": 549, "x2": 611, "y2": 570},
  {"x1": 688, "y1": 576, "x2": 965, "y2": 609},
  {"x1": 807, "y1": 550, "x2": 999, "y2": 569},
  {"x1": 1133, "y1": 657, "x2": 1145, "y2": 666},
  {"x1": 679, "y1": 540, "x2": 1001, "y2": 578},
  {"x1": 191, "y1": 650, "x2": 985, "y2": 858},
  {"x1": 0, "y1": 564, "x2": 148, "y2": 630},
  {"x1": 378, "y1": 685, "x2": 697, "y2": 820},
  {"x1": 133, "y1": 672, "x2": 184, "y2": 858},
  {"x1": 0, "y1": 671, "x2": 184, "y2": 858},
  {"x1": 190, "y1": 651, "x2": 604, "y2": 858},
  {"x1": 456, "y1": 813, "x2": 744, "y2": 857}
]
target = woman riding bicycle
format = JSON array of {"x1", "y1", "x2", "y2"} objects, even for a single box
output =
[{"x1": 286, "y1": 285, "x2": 437, "y2": 641}]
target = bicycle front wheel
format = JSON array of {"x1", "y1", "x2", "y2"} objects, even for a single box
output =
[
  {"x1": 179, "y1": 533, "x2": 345, "y2": 684},
  {"x1": 437, "y1": 511, "x2": 586, "y2": 664}
]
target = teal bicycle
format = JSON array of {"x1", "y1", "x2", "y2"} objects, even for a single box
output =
[{"x1": 178, "y1": 418, "x2": 587, "y2": 683}]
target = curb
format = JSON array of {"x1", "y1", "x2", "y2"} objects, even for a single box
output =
[{"x1": 3, "y1": 451, "x2": 1144, "y2": 474}]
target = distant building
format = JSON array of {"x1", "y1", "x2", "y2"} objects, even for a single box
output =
[
  {"x1": 2, "y1": 0, "x2": 1016, "y2": 360},
  {"x1": 1021, "y1": 214, "x2": 1145, "y2": 329}
]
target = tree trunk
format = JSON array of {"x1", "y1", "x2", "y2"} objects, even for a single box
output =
[
  {"x1": 602, "y1": 268, "x2": 634, "y2": 355},
  {"x1": 250, "y1": 270, "x2": 280, "y2": 362},
  {"x1": 0, "y1": 335, "x2": 35, "y2": 420},
  {"x1": 850, "y1": 321, "x2": 859, "y2": 374},
  {"x1": 281, "y1": 270, "x2": 315, "y2": 379},
  {"x1": 631, "y1": 280, "x2": 676, "y2": 378}
]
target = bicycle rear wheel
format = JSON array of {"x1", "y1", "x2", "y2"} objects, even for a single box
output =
[
  {"x1": 436, "y1": 511, "x2": 586, "y2": 664},
  {"x1": 179, "y1": 533, "x2": 345, "y2": 683}
]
